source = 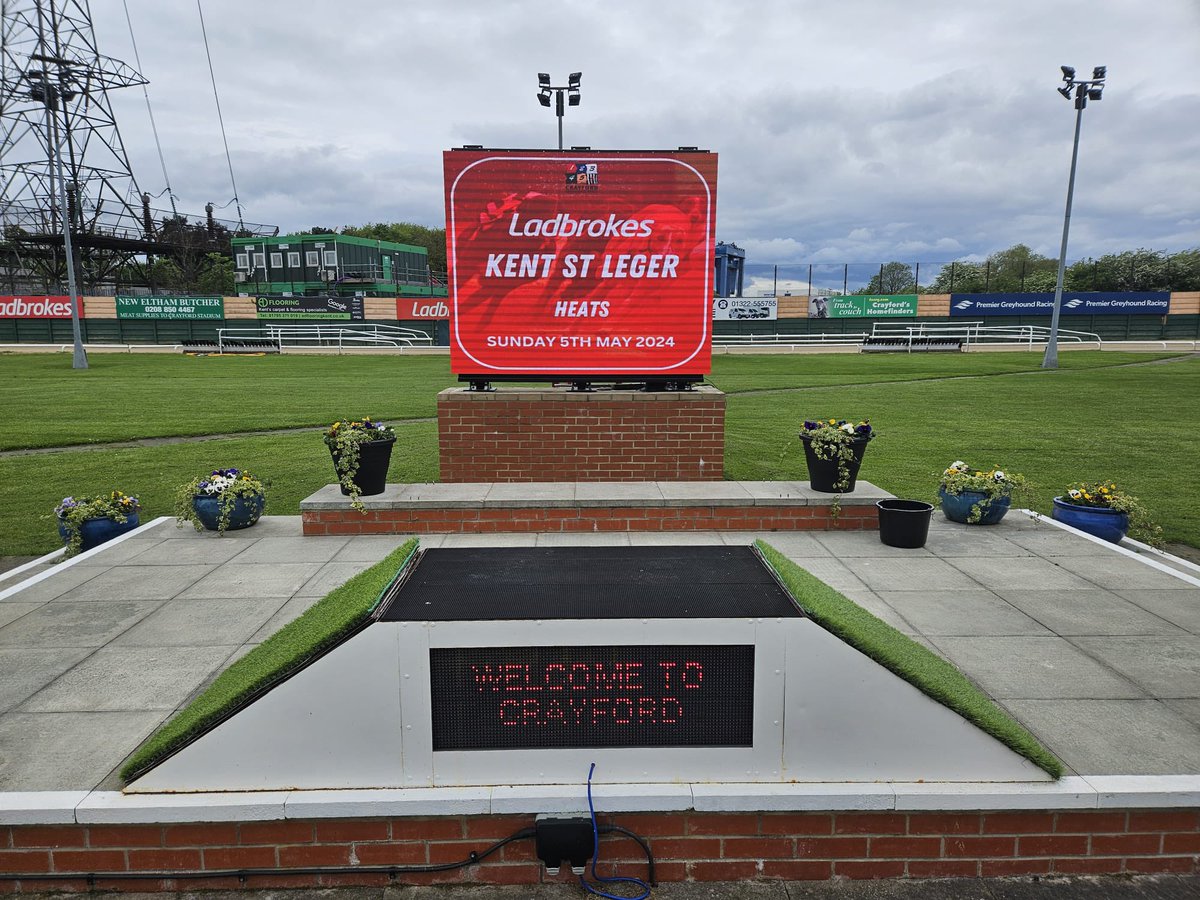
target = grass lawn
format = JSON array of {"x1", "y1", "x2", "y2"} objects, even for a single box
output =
[{"x1": 2, "y1": 350, "x2": 1196, "y2": 556}]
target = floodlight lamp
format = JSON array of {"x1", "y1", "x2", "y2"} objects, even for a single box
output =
[
  {"x1": 538, "y1": 73, "x2": 550, "y2": 86},
  {"x1": 537, "y1": 91, "x2": 551, "y2": 107},
  {"x1": 1061, "y1": 65, "x2": 1076, "y2": 80},
  {"x1": 568, "y1": 92, "x2": 580, "y2": 106},
  {"x1": 569, "y1": 72, "x2": 581, "y2": 87},
  {"x1": 1087, "y1": 88, "x2": 1103, "y2": 101},
  {"x1": 1057, "y1": 85, "x2": 1073, "y2": 100},
  {"x1": 1092, "y1": 66, "x2": 1106, "y2": 80}
]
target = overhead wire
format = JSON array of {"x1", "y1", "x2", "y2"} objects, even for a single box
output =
[
  {"x1": 196, "y1": 0, "x2": 244, "y2": 230},
  {"x1": 122, "y1": 0, "x2": 176, "y2": 216}
]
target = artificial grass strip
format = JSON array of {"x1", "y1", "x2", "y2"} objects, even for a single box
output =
[
  {"x1": 755, "y1": 540, "x2": 1064, "y2": 778},
  {"x1": 120, "y1": 538, "x2": 419, "y2": 783}
]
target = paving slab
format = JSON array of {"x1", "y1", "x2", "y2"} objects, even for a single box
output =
[
  {"x1": 835, "y1": 588, "x2": 915, "y2": 634},
  {"x1": 483, "y1": 482, "x2": 576, "y2": 507},
  {"x1": 778, "y1": 556, "x2": 870, "y2": 593},
  {"x1": 108, "y1": 597, "x2": 290, "y2": 647},
  {"x1": 0, "y1": 563, "x2": 103, "y2": 603},
  {"x1": 203, "y1": 514, "x2": 303, "y2": 537},
  {"x1": 55, "y1": 564, "x2": 217, "y2": 602},
  {"x1": 228, "y1": 535, "x2": 349, "y2": 565},
  {"x1": 0, "y1": 601, "x2": 40, "y2": 628},
  {"x1": 1114, "y1": 588, "x2": 1200, "y2": 633},
  {"x1": 125, "y1": 536, "x2": 253, "y2": 566},
  {"x1": 397, "y1": 483, "x2": 489, "y2": 507},
  {"x1": 67, "y1": 535, "x2": 166, "y2": 566},
  {"x1": 1070, "y1": 635, "x2": 1200, "y2": 697},
  {"x1": 656, "y1": 481, "x2": 753, "y2": 504},
  {"x1": 995, "y1": 588, "x2": 1188, "y2": 636},
  {"x1": 923, "y1": 528, "x2": 1039, "y2": 558},
  {"x1": 1001, "y1": 525, "x2": 1122, "y2": 557},
  {"x1": 1000, "y1": 699, "x2": 1200, "y2": 775},
  {"x1": 535, "y1": 532, "x2": 634, "y2": 546},
  {"x1": 0, "y1": 600, "x2": 160, "y2": 648},
  {"x1": 438, "y1": 532, "x2": 539, "y2": 548},
  {"x1": 332, "y1": 535, "x2": 414, "y2": 562},
  {"x1": 249, "y1": 595, "x2": 321, "y2": 642},
  {"x1": 739, "y1": 480, "x2": 811, "y2": 502},
  {"x1": 177, "y1": 562, "x2": 324, "y2": 599},
  {"x1": 929, "y1": 636, "x2": 1147, "y2": 699},
  {"x1": 0, "y1": 647, "x2": 92, "y2": 712},
  {"x1": 19, "y1": 645, "x2": 238, "y2": 712},
  {"x1": 844, "y1": 556, "x2": 981, "y2": 592},
  {"x1": 877, "y1": 590, "x2": 1050, "y2": 636},
  {"x1": 945, "y1": 556, "x2": 1097, "y2": 591},
  {"x1": 624, "y1": 532, "x2": 723, "y2": 546},
  {"x1": 1046, "y1": 553, "x2": 1198, "y2": 590},
  {"x1": 295, "y1": 561, "x2": 374, "y2": 597},
  {"x1": 812, "y1": 530, "x2": 933, "y2": 558},
  {"x1": 0, "y1": 711, "x2": 165, "y2": 790},
  {"x1": 1164, "y1": 699, "x2": 1200, "y2": 729}
]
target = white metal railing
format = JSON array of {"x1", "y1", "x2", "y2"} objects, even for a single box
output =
[
  {"x1": 216, "y1": 324, "x2": 434, "y2": 352},
  {"x1": 870, "y1": 322, "x2": 1102, "y2": 349},
  {"x1": 713, "y1": 332, "x2": 869, "y2": 349}
]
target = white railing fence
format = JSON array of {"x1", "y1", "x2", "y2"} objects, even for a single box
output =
[{"x1": 216, "y1": 324, "x2": 434, "y2": 352}]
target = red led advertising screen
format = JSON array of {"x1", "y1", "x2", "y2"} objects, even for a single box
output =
[
  {"x1": 429, "y1": 644, "x2": 754, "y2": 751},
  {"x1": 444, "y1": 149, "x2": 717, "y2": 376}
]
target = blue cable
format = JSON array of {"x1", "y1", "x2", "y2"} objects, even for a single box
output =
[{"x1": 579, "y1": 762, "x2": 651, "y2": 900}]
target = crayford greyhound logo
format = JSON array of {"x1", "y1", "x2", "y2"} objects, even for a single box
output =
[
  {"x1": 1064, "y1": 298, "x2": 1084, "y2": 309},
  {"x1": 953, "y1": 299, "x2": 974, "y2": 310},
  {"x1": 565, "y1": 162, "x2": 598, "y2": 191}
]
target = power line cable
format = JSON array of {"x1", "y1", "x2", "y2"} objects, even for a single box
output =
[
  {"x1": 196, "y1": 0, "x2": 243, "y2": 229},
  {"x1": 122, "y1": 0, "x2": 176, "y2": 217}
]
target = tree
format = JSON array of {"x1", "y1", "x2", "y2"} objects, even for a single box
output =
[
  {"x1": 857, "y1": 261, "x2": 915, "y2": 294},
  {"x1": 194, "y1": 252, "x2": 234, "y2": 295}
]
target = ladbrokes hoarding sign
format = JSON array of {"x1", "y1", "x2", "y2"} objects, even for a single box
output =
[
  {"x1": 444, "y1": 149, "x2": 717, "y2": 375},
  {"x1": 0, "y1": 296, "x2": 76, "y2": 318}
]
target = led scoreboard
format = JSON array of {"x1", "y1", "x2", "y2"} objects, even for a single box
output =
[
  {"x1": 430, "y1": 644, "x2": 755, "y2": 751},
  {"x1": 443, "y1": 148, "x2": 718, "y2": 376}
]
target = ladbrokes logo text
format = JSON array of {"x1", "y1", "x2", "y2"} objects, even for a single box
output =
[{"x1": 0, "y1": 296, "x2": 74, "y2": 318}]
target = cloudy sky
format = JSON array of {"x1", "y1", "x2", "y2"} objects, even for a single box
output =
[{"x1": 93, "y1": 0, "x2": 1199, "y2": 288}]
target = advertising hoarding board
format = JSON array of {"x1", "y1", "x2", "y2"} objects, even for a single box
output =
[
  {"x1": 950, "y1": 292, "x2": 1170, "y2": 316},
  {"x1": 713, "y1": 297, "x2": 777, "y2": 320},
  {"x1": 255, "y1": 295, "x2": 364, "y2": 320},
  {"x1": 115, "y1": 296, "x2": 224, "y2": 320},
  {"x1": 398, "y1": 298, "x2": 450, "y2": 320},
  {"x1": 808, "y1": 294, "x2": 918, "y2": 319},
  {"x1": 0, "y1": 296, "x2": 76, "y2": 319},
  {"x1": 444, "y1": 149, "x2": 717, "y2": 375}
]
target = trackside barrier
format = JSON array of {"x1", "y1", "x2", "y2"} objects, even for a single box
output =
[{"x1": 216, "y1": 324, "x2": 434, "y2": 352}]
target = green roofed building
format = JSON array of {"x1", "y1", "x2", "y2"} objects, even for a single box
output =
[{"x1": 230, "y1": 233, "x2": 445, "y2": 298}]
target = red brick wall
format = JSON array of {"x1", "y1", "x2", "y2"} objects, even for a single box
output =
[
  {"x1": 2, "y1": 810, "x2": 1197, "y2": 891},
  {"x1": 302, "y1": 503, "x2": 878, "y2": 536},
  {"x1": 437, "y1": 388, "x2": 725, "y2": 482}
]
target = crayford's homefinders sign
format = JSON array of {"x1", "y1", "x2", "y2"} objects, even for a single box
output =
[{"x1": 443, "y1": 149, "x2": 717, "y2": 375}]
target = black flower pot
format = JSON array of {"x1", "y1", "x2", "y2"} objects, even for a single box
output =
[
  {"x1": 331, "y1": 437, "x2": 395, "y2": 497},
  {"x1": 800, "y1": 435, "x2": 871, "y2": 493},
  {"x1": 877, "y1": 499, "x2": 934, "y2": 549}
]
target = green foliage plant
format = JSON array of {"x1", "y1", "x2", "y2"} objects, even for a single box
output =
[
  {"x1": 53, "y1": 490, "x2": 140, "y2": 558},
  {"x1": 174, "y1": 467, "x2": 267, "y2": 535},
  {"x1": 120, "y1": 538, "x2": 419, "y2": 783},
  {"x1": 323, "y1": 417, "x2": 396, "y2": 511},
  {"x1": 799, "y1": 419, "x2": 875, "y2": 519},
  {"x1": 938, "y1": 460, "x2": 1032, "y2": 523},
  {"x1": 756, "y1": 540, "x2": 1062, "y2": 777},
  {"x1": 1062, "y1": 480, "x2": 1163, "y2": 547}
]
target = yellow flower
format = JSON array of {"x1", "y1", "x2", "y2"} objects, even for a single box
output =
[{"x1": 828, "y1": 419, "x2": 836, "y2": 425}]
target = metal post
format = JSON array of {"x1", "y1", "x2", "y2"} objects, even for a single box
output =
[
  {"x1": 555, "y1": 90, "x2": 564, "y2": 150},
  {"x1": 1043, "y1": 95, "x2": 1085, "y2": 370},
  {"x1": 40, "y1": 72, "x2": 87, "y2": 369},
  {"x1": 773, "y1": 265, "x2": 777, "y2": 297}
]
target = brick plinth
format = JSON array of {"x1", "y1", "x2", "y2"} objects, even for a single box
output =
[
  {"x1": 437, "y1": 386, "x2": 725, "y2": 482},
  {"x1": 2, "y1": 810, "x2": 1196, "y2": 891},
  {"x1": 302, "y1": 502, "x2": 877, "y2": 535}
]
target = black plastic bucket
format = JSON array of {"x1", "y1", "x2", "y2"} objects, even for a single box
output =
[{"x1": 876, "y1": 499, "x2": 934, "y2": 549}]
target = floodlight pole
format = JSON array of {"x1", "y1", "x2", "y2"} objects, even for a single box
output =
[
  {"x1": 536, "y1": 72, "x2": 580, "y2": 151},
  {"x1": 1043, "y1": 66, "x2": 1105, "y2": 370}
]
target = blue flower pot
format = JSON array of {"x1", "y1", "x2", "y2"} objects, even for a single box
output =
[
  {"x1": 938, "y1": 487, "x2": 1011, "y2": 525},
  {"x1": 58, "y1": 512, "x2": 141, "y2": 552},
  {"x1": 192, "y1": 493, "x2": 265, "y2": 532},
  {"x1": 1052, "y1": 497, "x2": 1129, "y2": 543}
]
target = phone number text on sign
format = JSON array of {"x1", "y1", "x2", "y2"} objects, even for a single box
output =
[{"x1": 444, "y1": 150, "x2": 717, "y2": 375}]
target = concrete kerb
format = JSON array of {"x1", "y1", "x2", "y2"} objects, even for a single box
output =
[{"x1": 0, "y1": 515, "x2": 171, "y2": 602}]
